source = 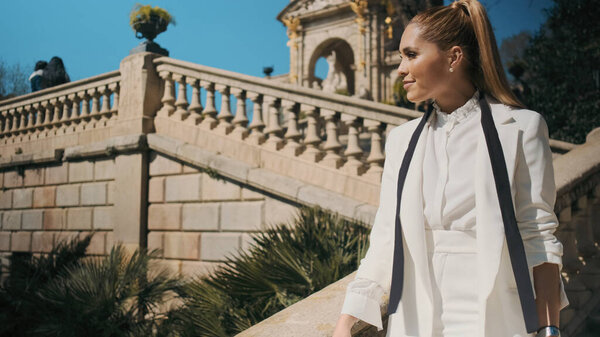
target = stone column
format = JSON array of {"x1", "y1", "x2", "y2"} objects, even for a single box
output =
[
  {"x1": 113, "y1": 52, "x2": 164, "y2": 136},
  {"x1": 110, "y1": 52, "x2": 163, "y2": 250}
]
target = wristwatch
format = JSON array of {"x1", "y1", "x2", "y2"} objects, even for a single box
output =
[{"x1": 535, "y1": 325, "x2": 560, "y2": 337}]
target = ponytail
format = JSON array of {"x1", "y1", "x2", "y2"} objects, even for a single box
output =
[{"x1": 411, "y1": 0, "x2": 524, "y2": 108}]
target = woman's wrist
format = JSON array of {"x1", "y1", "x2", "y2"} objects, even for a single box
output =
[{"x1": 337, "y1": 314, "x2": 359, "y2": 328}]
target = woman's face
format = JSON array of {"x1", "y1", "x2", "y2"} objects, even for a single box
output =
[{"x1": 397, "y1": 24, "x2": 451, "y2": 103}]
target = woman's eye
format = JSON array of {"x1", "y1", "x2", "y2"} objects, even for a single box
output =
[{"x1": 406, "y1": 52, "x2": 417, "y2": 58}]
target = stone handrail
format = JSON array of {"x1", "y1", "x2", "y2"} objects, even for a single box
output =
[
  {"x1": 0, "y1": 70, "x2": 121, "y2": 157},
  {"x1": 236, "y1": 131, "x2": 600, "y2": 337}
]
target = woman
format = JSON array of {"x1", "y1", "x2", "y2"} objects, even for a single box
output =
[
  {"x1": 29, "y1": 60, "x2": 47, "y2": 92},
  {"x1": 41, "y1": 56, "x2": 71, "y2": 89},
  {"x1": 333, "y1": 1, "x2": 568, "y2": 337}
]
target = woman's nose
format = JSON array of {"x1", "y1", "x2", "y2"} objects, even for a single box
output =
[{"x1": 397, "y1": 60, "x2": 408, "y2": 77}]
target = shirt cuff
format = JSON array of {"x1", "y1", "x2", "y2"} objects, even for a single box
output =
[{"x1": 341, "y1": 291, "x2": 384, "y2": 331}]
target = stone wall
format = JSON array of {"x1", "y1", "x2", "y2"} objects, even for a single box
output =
[
  {"x1": 146, "y1": 152, "x2": 299, "y2": 278},
  {"x1": 0, "y1": 158, "x2": 116, "y2": 275}
]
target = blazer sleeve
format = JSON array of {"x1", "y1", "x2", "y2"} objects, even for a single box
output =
[
  {"x1": 340, "y1": 126, "x2": 406, "y2": 330},
  {"x1": 513, "y1": 113, "x2": 569, "y2": 309}
]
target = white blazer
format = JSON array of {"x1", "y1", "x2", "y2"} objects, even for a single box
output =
[{"x1": 353, "y1": 97, "x2": 569, "y2": 337}]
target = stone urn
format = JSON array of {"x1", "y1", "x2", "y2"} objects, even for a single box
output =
[{"x1": 133, "y1": 14, "x2": 168, "y2": 42}]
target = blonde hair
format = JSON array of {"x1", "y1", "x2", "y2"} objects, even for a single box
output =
[{"x1": 410, "y1": 0, "x2": 524, "y2": 108}]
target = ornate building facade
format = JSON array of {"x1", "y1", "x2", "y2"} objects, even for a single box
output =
[{"x1": 277, "y1": 0, "x2": 443, "y2": 103}]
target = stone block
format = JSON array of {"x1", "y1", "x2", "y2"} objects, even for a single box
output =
[
  {"x1": 148, "y1": 177, "x2": 165, "y2": 203},
  {"x1": 24, "y1": 167, "x2": 44, "y2": 186},
  {"x1": 0, "y1": 190, "x2": 11, "y2": 209},
  {"x1": 94, "y1": 159, "x2": 115, "y2": 180},
  {"x1": 93, "y1": 206, "x2": 113, "y2": 230},
  {"x1": 3, "y1": 211, "x2": 22, "y2": 230},
  {"x1": 81, "y1": 182, "x2": 107, "y2": 205},
  {"x1": 200, "y1": 232, "x2": 241, "y2": 261},
  {"x1": 4, "y1": 170, "x2": 23, "y2": 188},
  {"x1": 33, "y1": 186, "x2": 56, "y2": 208},
  {"x1": 220, "y1": 201, "x2": 263, "y2": 231},
  {"x1": 86, "y1": 231, "x2": 106, "y2": 255},
  {"x1": 149, "y1": 153, "x2": 182, "y2": 176},
  {"x1": 148, "y1": 204, "x2": 181, "y2": 230},
  {"x1": 148, "y1": 231, "x2": 164, "y2": 254},
  {"x1": 107, "y1": 181, "x2": 115, "y2": 204},
  {"x1": 165, "y1": 174, "x2": 202, "y2": 202},
  {"x1": 151, "y1": 258, "x2": 181, "y2": 275},
  {"x1": 43, "y1": 209, "x2": 66, "y2": 230},
  {"x1": 13, "y1": 188, "x2": 33, "y2": 209},
  {"x1": 67, "y1": 207, "x2": 93, "y2": 230},
  {"x1": 181, "y1": 261, "x2": 221, "y2": 278},
  {"x1": 240, "y1": 233, "x2": 257, "y2": 254},
  {"x1": 264, "y1": 197, "x2": 299, "y2": 228},
  {"x1": 56, "y1": 184, "x2": 80, "y2": 206},
  {"x1": 0, "y1": 232, "x2": 10, "y2": 251},
  {"x1": 247, "y1": 168, "x2": 304, "y2": 199},
  {"x1": 45, "y1": 164, "x2": 68, "y2": 185},
  {"x1": 11, "y1": 231, "x2": 32, "y2": 252},
  {"x1": 202, "y1": 175, "x2": 241, "y2": 201},
  {"x1": 106, "y1": 232, "x2": 115, "y2": 252},
  {"x1": 182, "y1": 203, "x2": 220, "y2": 231},
  {"x1": 31, "y1": 232, "x2": 54, "y2": 253},
  {"x1": 22, "y1": 210, "x2": 44, "y2": 230},
  {"x1": 241, "y1": 187, "x2": 265, "y2": 200},
  {"x1": 296, "y1": 185, "x2": 361, "y2": 219},
  {"x1": 69, "y1": 160, "x2": 94, "y2": 183},
  {"x1": 55, "y1": 231, "x2": 80, "y2": 246},
  {"x1": 163, "y1": 232, "x2": 200, "y2": 260}
]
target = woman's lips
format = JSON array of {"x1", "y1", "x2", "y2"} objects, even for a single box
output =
[{"x1": 403, "y1": 81, "x2": 414, "y2": 90}]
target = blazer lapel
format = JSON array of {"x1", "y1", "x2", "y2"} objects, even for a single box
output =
[
  {"x1": 475, "y1": 103, "x2": 520, "y2": 326},
  {"x1": 400, "y1": 117, "x2": 434, "y2": 306}
]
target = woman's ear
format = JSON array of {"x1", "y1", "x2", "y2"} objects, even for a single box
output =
[{"x1": 448, "y1": 46, "x2": 464, "y2": 70}]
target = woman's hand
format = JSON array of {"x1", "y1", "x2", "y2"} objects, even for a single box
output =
[{"x1": 332, "y1": 314, "x2": 358, "y2": 337}]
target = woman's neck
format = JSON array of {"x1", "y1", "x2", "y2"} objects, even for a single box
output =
[{"x1": 434, "y1": 85, "x2": 477, "y2": 114}]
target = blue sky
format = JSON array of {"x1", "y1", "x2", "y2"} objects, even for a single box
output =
[{"x1": 0, "y1": 0, "x2": 553, "y2": 84}]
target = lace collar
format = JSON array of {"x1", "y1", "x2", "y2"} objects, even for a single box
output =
[{"x1": 432, "y1": 91, "x2": 480, "y2": 128}]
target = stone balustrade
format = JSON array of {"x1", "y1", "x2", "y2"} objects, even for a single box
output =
[
  {"x1": 0, "y1": 71, "x2": 120, "y2": 157},
  {"x1": 153, "y1": 57, "x2": 419, "y2": 185}
]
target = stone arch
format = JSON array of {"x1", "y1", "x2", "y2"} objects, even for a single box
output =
[{"x1": 307, "y1": 38, "x2": 355, "y2": 96}]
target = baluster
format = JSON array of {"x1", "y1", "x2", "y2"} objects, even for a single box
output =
[
  {"x1": 32, "y1": 103, "x2": 41, "y2": 128},
  {"x1": 69, "y1": 94, "x2": 80, "y2": 125},
  {"x1": 199, "y1": 81, "x2": 218, "y2": 129},
  {"x1": 79, "y1": 91, "x2": 90, "y2": 118},
  {"x1": 557, "y1": 206, "x2": 590, "y2": 308},
  {"x1": 186, "y1": 78, "x2": 202, "y2": 125},
  {"x1": 364, "y1": 120, "x2": 385, "y2": 179},
  {"x1": 230, "y1": 88, "x2": 248, "y2": 140},
  {"x1": 20, "y1": 106, "x2": 31, "y2": 133},
  {"x1": 282, "y1": 99, "x2": 302, "y2": 156},
  {"x1": 341, "y1": 115, "x2": 365, "y2": 175},
  {"x1": 263, "y1": 96, "x2": 283, "y2": 150},
  {"x1": 9, "y1": 108, "x2": 18, "y2": 135},
  {"x1": 173, "y1": 74, "x2": 189, "y2": 121},
  {"x1": 109, "y1": 82, "x2": 119, "y2": 114},
  {"x1": 299, "y1": 105, "x2": 323, "y2": 162},
  {"x1": 49, "y1": 98, "x2": 61, "y2": 131},
  {"x1": 99, "y1": 85, "x2": 111, "y2": 125},
  {"x1": 246, "y1": 92, "x2": 265, "y2": 145},
  {"x1": 158, "y1": 71, "x2": 175, "y2": 118},
  {"x1": 60, "y1": 97, "x2": 71, "y2": 125},
  {"x1": 320, "y1": 109, "x2": 343, "y2": 168},
  {"x1": 40, "y1": 101, "x2": 52, "y2": 131},
  {"x1": 0, "y1": 110, "x2": 6, "y2": 136},
  {"x1": 90, "y1": 89, "x2": 100, "y2": 124},
  {"x1": 18, "y1": 107, "x2": 27, "y2": 133},
  {"x1": 214, "y1": 84, "x2": 233, "y2": 134}
]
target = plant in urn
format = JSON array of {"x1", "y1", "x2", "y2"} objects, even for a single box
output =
[{"x1": 129, "y1": 4, "x2": 175, "y2": 56}]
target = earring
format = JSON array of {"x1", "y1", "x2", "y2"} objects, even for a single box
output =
[{"x1": 449, "y1": 67, "x2": 454, "y2": 73}]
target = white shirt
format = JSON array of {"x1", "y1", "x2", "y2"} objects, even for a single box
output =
[{"x1": 341, "y1": 91, "x2": 482, "y2": 330}]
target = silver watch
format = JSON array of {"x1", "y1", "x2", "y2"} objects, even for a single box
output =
[{"x1": 535, "y1": 326, "x2": 560, "y2": 337}]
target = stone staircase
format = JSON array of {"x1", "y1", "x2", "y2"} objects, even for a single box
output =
[{"x1": 0, "y1": 52, "x2": 596, "y2": 336}]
